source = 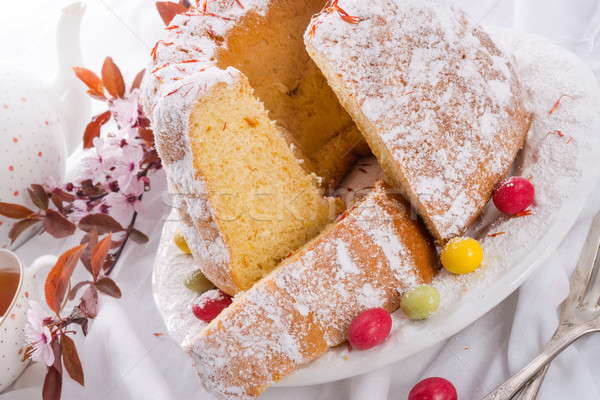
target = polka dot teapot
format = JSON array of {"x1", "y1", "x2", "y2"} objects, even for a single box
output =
[{"x1": 0, "y1": 3, "x2": 90, "y2": 249}]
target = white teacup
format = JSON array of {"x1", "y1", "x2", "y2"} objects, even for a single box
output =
[{"x1": 0, "y1": 249, "x2": 58, "y2": 392}]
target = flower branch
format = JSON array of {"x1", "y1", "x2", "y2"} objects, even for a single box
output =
[{"x1": 0, "y1": 57, "x2": 161, "y2": 400}]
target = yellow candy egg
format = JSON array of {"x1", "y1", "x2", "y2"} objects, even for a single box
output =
[
  {"x1": 440, "y1": 237, "x2": 483, "y2": 274},
  {"x1": 174, "y1": 228, "x2": 191, "y2": 254}
]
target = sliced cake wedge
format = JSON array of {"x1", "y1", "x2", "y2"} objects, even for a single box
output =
[{"x1": 305, "y1": 0, "x2": 532, "y2": 244}]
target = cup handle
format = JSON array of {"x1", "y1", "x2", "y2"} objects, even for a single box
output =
[
  {"x1": 29, "y1": 255, "x2": 58, "y2": 278},
  {"x1": 28, "y1": 255, "x2": 71, "y2": 311}
]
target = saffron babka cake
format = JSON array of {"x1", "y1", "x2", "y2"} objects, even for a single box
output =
[
  {"x1": 142, "y1": 0, "x2": 373, "y2": 294},
  {"x1": 305, "y1": 0, "x2": 532, "y2": 244},
  {"x1": 187, "y1": 181, "x2": 438, "y2": 399}
]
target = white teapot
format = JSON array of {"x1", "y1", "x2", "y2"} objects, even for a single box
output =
[{"x1": 0, "y1": 2, "x2": 91, "y2": 249}]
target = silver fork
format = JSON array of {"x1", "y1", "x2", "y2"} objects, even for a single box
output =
[{"x1": 482, "y1": 209, "x2": 600, "y2": 400}]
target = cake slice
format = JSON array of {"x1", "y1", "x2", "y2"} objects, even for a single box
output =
[
  {"x1": 305, "y1": 0, "x2": 532, "y2": 244},
  {"x1": 150, "y1": 72, "x2": 345, "y2": 295},
  {"x1": 141, "y1": 0, "x2": 376, "y2": 294},
  {"x1": 186, "y1": 181, "x2": 438, "y2": 399}
]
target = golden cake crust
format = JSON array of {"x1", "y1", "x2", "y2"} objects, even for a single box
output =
[
  {"x1": 142, "y1": 0, "x2": 367, "y2": 294},
  {"x1": 305, "y1": 0, "x2": 532, "y2": 244},
  {"x1": 187, "y1": 181, "x2": 438, "y2": 399}
]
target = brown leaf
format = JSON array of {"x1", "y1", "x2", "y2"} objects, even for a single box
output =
[
  {"x1": 80, "y1": 229, "x2": 98, "y2": 275},
  {"x1": 9, "y1": 218, "x2": 41, "y2": 244},
  {"x1": 80, "y1": 285, "x2": 98, "y2": 318},
  {"x1": 72, "y1": 67, "x2": 104, "y2": 98},
  {"x1": 141, "y1": 148, "x2": 160, "y2": 165},
  {"x1": 103, "y1": 254, "x2": 115, "y2": 271},
  {"x1": 91, "y1": 233, "x2": 112, "y2": 281},
  {"x1": 83, "y1": 110, "x2": 112, "y2": 149},
  {"x1": 68, "y1": 307, "x2": 89, "y2": 336},
  {"x1": 137, "y1": 114, "x2": 151, "y2": 129},
  {"x1": 0, "y1": 202, "x2": 35, "y2": 219},
  {"x1": 102, "y1": 57, "x2": 125, "y2": 99},
  {"x1": 61, "y1": 335, "x2": 84, "y2": 386},
  {"x1": 96, "y1": 277, "x2": 122, "y2": 298},
  {"x1": 87, "y1": 89, "x2": 107, "y2": 100},
  {"x1": 110, "y1": 237, "x2": 125, "y2": 249},
  {"x1": 79, "y1": 180, "x2": 105, "y2": 197},
  {"x1": 156, "y1": 2, "x2": 187, "y2": 25},
  {"x1": 79, "y1": 214, "x2": 124, "y2": 235},
  {"x1": 50, "y1": 193, "x2": 64, "y2": 213},
  {"x1": 43, "y1": 340, "x2": 63, "y2": 400},
  {"x1": 138, "y1": 127, "x2": 155, "y2": 146},
  {"x1": 52, "y1": 338, "x2": 63, "y2": 370},
  {"x1": 42, "y1": 366, "x2": 62, "y2": 400},
  {"x1": 54, "y1": 189, "x2": 76, "y2": 203},
  {"x1": 44, "y1": 209, "x2": 76, "y2": 239},
  {"x1": 28, "y1": 184, "x2": 49, "y2": 210},
  {"x1": 128, "y1": 228, "x2": 149, "y2": 244},
  {"x1": 68, "y1": 280, "x2": 92, "y2": 301},
  {"x1": 131, "y1": 69, "x2": 146, "y2": 91},
  {"x1": 28, "y1": 187, "x2": 46, "y2": 210},
  {"x1": 44, "y1": 244, "x2": 87, "y2": 313}
]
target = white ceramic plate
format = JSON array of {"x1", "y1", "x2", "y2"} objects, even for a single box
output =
[{"x1": 152, "y1": 29, "x2": 600, "y2": 386}]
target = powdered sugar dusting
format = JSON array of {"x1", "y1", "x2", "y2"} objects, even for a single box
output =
[
  {"x1": 141, "y1": 0, "x2": 273, "y2": 135},
  {"x1": 353, "y1": 197, "x2": 420, "y2": 290},
  {"x1": 432, "y1": 26, "x2": 600, "y2": 310},
  {"x1": 152, "y1": 27, "x2": 600, "y2": 391},
  {"x1": 142, "y1": 0, "x2": 281, "y2": 295},
  {"x1": 153, "y1": 209, "x2": 209, "y2": 346},
  {"x1": 335, "y1": 239, "x2": 361, "y2": 275},
  {"x1": 165, "y1": 152, "x2": 230, "y2": 269},
  {"x1": 284, "y1": 28, "x2": 600, "y2": 385},
  {"x1": 194, "y1": 288, "x2": 228, "y2": 308},
  {"x1": 306, "y1": 0, "x2": 530, "y2": 242},
  {"x1": 179, "y1": 183, "x2": 434, "y2": 397}
]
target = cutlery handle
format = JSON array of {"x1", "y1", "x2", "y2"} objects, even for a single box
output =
[
  {"x1": 514, "y1": 364, "x2": 549, "y2": 400},
  {"x1": 482, "y1": 322, "x2": 598, "y2": 400}
]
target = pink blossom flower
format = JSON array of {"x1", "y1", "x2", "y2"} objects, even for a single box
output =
[
  {"x1": 70, "y1": 199, "x2": 90, "y2": 222},
  {"x1": 110, "y1": 90, "x2": 140, "y2": 131},
  {"x1": 105, "y1": 177, "x2": 147, "y2": 222},
  {"x1": 113, "y1": 143, "x2": 144, "y2": 192},
  {"x1": 81, "y1": 136, "x2": 139, "y2": 185},
  {"x1": 80, "y1": 137, "x2": 114, "y2": 183},
  {"x1": 24, "y1": 300, "x2": 54, "y2": 367},
  {"x1": 90, "y1": 201, "x2": 110, "y2": 215},
  {"x1": 44, "y1": 176, "x2": 60, "y2": 192},
  {"x1": 45, "y1": 176, "x2": 73, "y2": 193}
]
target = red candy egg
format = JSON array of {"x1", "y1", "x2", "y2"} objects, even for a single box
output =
[
  {"x1": 192, "y1": 289, "x2": 232, "y2": 322},
  {"x1": 493, "y1": 176, "x2": 535, "y2": 215},
  {"x1": 347, "y1": 308, "x2": 392, "y2": 350},
  {"x1": 408, "y1": 377, "x2": 458, "y2": 400}
]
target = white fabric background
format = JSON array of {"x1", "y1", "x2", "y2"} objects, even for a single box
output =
[{"x1": 1, "y1": 0, "x2": 599, "y2": 399}]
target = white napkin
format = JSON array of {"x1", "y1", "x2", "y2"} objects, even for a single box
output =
[{"x1": 1, "y1": 1, "x2": 599, "y2": 399}]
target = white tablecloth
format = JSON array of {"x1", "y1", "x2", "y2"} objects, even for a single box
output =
[{"x1": 1, "y1": 0, "x2": 599, "y2": 399}]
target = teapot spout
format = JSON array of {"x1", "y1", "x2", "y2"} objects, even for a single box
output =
[{"x1": 53, "y1": 2, "x2": 91, "y2": 155}]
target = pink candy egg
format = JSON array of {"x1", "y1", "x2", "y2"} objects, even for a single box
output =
[
  {"x1": 493, "y1": 176, "x2": 535, "y2": 215},
  {"x1": 408, "y1": 377, "x2": 458, "y2": 400},
  {"x1": 192, "y1": 289, "x2": 233, "y2": 323},
  {"x1": 347, "y1": 307, "x2": 392, "y2": 350}
]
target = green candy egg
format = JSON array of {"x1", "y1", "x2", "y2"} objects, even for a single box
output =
[
  {"x1": 183, "y1": 269, "x2": 214, "y2": 293},
  {"x1": 401, "y1": 285, "x2": 440, "y2": 320}
]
